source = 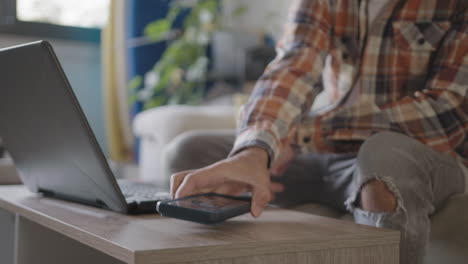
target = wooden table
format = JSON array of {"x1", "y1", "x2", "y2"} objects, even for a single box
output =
[{"x1": 0, "y1": 185, "x2": 399, "y2": 264}]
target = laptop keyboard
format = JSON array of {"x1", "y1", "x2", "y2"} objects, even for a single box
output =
[{"x1": 117, "y1": 180, "x2": 171, "y2": 202}]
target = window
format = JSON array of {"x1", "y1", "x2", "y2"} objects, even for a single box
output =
[
  {"x1": 17, "y1": 0, "x2": 110, "y2": 29},
  {"x1": 0, "y1": 0, "x2": 110, "y2": 43}
]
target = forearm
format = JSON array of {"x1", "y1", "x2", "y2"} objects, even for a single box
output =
[{"x1": 232, "y1": 147, "x2": 269, "y2": 170}]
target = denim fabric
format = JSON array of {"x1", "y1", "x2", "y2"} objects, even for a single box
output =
[{"x1": 165, "y1": 130, "x2": 465, "y2": 264}]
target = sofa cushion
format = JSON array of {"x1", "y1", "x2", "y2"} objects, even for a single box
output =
[
  {"x1": 133, "y1": 105, "x2": 236, "y2": 141},
  {"x1": 427, "y1": 194, "x2": 468, "y2": 264}
]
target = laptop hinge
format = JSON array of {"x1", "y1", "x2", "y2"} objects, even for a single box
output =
[{"x1": 38, "y1": 188, "x2": 109, "y2": 209}]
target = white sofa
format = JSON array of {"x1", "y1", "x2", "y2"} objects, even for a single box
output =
[
  {"x1": 134, "y1": 104, "x2": 468, "y2": 264},
  {"x1": 133, "y1": 105, "x2": 237, "y2": 184},
  {"x1": 0, "y1": 157, "x2": 21, "y2": 185}
]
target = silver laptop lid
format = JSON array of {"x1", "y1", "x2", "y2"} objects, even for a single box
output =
[{"x1": 0, "y1": 41, "x2": 128, "y2": 213}]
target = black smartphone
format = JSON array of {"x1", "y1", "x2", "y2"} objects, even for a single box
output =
[{"x1": 156, "y1": 193, "x2": 251, "y2": 224}]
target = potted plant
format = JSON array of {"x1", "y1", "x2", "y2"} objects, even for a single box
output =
[{"x1": 129, "y1": 0, "x2": 230, "y2": 110}]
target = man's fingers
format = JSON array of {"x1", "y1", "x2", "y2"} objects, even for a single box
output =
[
  {"x1": 173, "y1": 158, "x2": 274, "y2": 220},
  {"x1": 215, "y1": 182, "x2": 249, "y2": 197},
  {"x1": 175, "y1": 168, "x2": 227, "y2": 198},
  {"x1": 170, "y1": 171, "x2": 192, "y2": 198},
  {"x1": 251, "y1": 186, "x2": 272, "y2": 217}
]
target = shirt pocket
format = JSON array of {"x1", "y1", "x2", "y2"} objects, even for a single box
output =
[{"x1": 393, "y1": 21, "x2": 451, "y2": 52}]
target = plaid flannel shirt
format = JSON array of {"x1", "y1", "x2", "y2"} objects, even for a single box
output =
[{"x1": 231, "y1": 0, "x2": 468, "y2": 167}]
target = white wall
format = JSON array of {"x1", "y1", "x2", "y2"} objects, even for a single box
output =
[
  {"x1": 0, "y1": 35, "x2": 108, "y2": 155},
  {"x1": 223, "y1": 0, "x2": 291, "y2": 40}
]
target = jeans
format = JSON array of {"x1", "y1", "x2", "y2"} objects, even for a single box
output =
[{"x1": 164, "y1": 130, "x2": 466, "y2": 264}]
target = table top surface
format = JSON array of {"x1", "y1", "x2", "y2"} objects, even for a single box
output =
[{"x1": 0, "y1": 185, "x2": 399, "y2": 264}]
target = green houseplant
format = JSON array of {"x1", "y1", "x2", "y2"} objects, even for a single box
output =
[{"x1": 130, "y1": 0, "x2": 226, "y2": 110}]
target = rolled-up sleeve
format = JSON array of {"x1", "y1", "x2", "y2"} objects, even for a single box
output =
[{"x1": 229, "y1": 0, "x2": 332, "y2": 165}]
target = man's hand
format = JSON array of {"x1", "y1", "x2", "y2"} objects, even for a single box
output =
[{"x1": 170, "y1": 147, "x2": 284, "y2": 217}]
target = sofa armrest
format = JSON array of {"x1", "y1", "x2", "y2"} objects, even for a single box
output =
[
  {"x1": 427, "y1": 193, "x2": 468, "y2": 263},
  {"x1": 0, "y1": 158, "x2": 21, "y2": 185},
  {"x1": 133, "y1": 105, "x2": 236, "y2": 144},
  {"x1": 133, "y1": 105, "x2": 237, "y2": 181}
]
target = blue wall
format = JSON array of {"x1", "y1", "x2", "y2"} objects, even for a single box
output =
[{"x1": 127, "y1": 0, "x2": 171, "y2": 161}]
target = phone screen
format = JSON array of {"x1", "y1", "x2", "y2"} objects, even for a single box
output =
[{"x1": 166, "y1": 195, "x2": 250, "y2": 213}]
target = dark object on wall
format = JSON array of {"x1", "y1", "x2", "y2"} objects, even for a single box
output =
[
  {"x1": 0, "y1": 0, "x2": 16, "y2": 25},
  {"x1": 211, "y1": 31, "x2": 258, "y2": 84},
  {"x1": 245, "y1": 43, "x2": 276, "y2": 82},
  {"x1": 0, "y1": 138, "x2": 4, "y2": 158}
]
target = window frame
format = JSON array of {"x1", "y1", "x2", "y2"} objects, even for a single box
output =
[{"x1": 0, "y1": 0, "x2": 101, "y2": 43}]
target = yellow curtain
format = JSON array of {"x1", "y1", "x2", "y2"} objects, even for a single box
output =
[{"x1": 102, "y1": 0, "x2": 133, "y2": 161}]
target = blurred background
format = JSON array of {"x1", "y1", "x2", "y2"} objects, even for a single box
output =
[{"x1": 0, "y1": 0, "x2": 289, "y2": 182}]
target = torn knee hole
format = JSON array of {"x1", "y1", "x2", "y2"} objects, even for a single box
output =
[{"x1": 358, "y1": 179, "x2": 398, "y2": 213}]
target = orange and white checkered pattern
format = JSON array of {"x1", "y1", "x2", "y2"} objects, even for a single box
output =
[{"x1": 231, "y1": 0, "x2": 468, "y2": 167}]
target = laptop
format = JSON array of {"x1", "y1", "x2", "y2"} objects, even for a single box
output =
[{"x1": 0, "y1": 41, "x2": 170, "y2": 214}]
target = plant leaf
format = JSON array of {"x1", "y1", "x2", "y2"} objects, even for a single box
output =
[
  {"x1": 145, "y1": 19, "x2": 171, "y2": 41},
  {"x1": 232, "y1": 5, "x2": 248, "y2": 18},
  {"x1": 128, "y1": 76, "x2": 143, "y2": 91}
]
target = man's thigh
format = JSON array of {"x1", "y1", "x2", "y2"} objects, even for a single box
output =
[
  {"x1": 272, "y1": 153, "x2": 357, "y2": 212},
  {"x1": 274, "y1": 132, "x2": 465, "y2": 214}
]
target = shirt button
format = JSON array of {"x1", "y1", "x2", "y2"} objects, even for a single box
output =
[{"x1": 303, "y1": 137, "x2": 311, "y2": 143}]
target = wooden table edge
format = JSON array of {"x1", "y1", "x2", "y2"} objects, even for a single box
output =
[
  {"x1": 135, "y1": 235, "x2": 400, "y2": 264},
  {"x1": 0, "y1": 198, "x2": 136, "y2": 264}
]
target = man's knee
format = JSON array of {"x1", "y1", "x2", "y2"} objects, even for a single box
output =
[
  {"x1": 164, "y1": 131, "x2": 203, "y2": 174},
  {"x1": 360, "y1": 179, "x2": 398, "y2": 213},
  {"x1": 163, "y1": 130, "x2": 235, "y2": 176},
  {"x1": 354, "y1": 132, "x2": 414, "y2": 213}
]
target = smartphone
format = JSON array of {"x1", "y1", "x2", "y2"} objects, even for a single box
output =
[{"x1": 156, "y1": 193, "x2": 251, "y2": 224}]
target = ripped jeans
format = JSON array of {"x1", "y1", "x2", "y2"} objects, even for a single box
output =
[{"x1": 164, "y1": 131, "x2": 466, "y2": 264}]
